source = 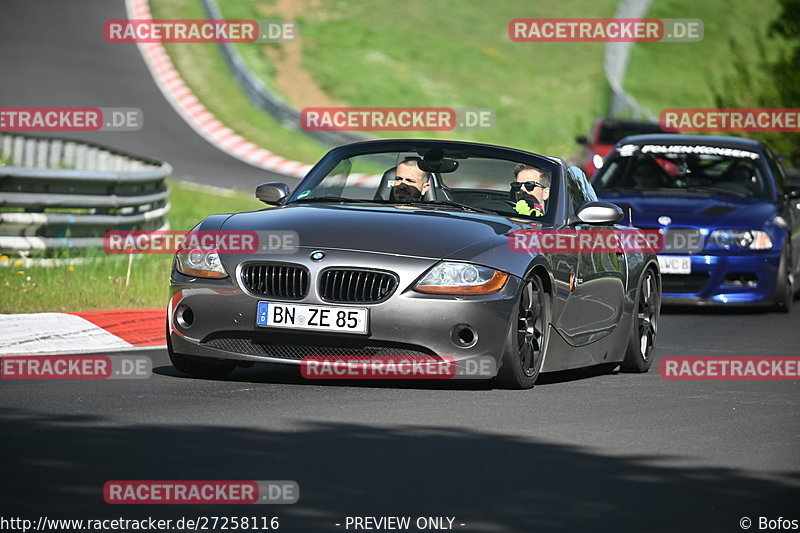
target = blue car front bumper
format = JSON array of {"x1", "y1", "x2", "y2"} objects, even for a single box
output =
[{"x1": 660, "y1": 251, "x2": 782, "y2": 306}]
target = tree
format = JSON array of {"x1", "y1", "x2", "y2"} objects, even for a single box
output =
[{"x1": 713, "y1": 0, "x2": 800, "y2": 167}]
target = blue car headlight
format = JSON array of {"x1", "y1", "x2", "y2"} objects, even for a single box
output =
[{"x1": 708, "y1": 230, "x2": 772, "y2": 250}]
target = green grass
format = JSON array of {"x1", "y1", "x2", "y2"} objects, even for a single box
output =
[
  {"x1": 151, "y1": 0, "x2": 790, "y2": 161},
  {"x1": 151, "y1": 0, "x2": 619, "y2": 159},
  {"x1": 0, "y1": 180, "x2": 264, "y2": 313},
  {"x1": 229, "y1": 0, "x2": 616, "y2": 156},
  {"x1": 625, "y1": 0, "x2": 785, "y2": 113},
  {"x1": 167, "y1": 180, "x2": 264, "y2": 232},
  {"x1": 149, "y1": 0, "x2": 329, "y2": 165}
]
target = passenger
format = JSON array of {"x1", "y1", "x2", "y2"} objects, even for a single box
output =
[
  {"x1": 731, "y1": 164, "x2": 758, "y2": 194},
  {"x1": 631, "y1": 160, "x2": 662, "y2": 189},
  {"x1": 511, "y1": 164, "x2": 550, "y2": 216}
]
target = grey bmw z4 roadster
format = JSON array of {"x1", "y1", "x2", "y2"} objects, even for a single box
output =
[{"x1": 168, "y1": 139, "x2": 661, "y2": 389}]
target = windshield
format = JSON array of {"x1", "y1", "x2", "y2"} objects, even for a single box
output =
[
  {"x1": 593, "y1": 143, "x2": 770, "y2": 199},
  {"x1": 289, "y1": 147, "x2": 560, "y2": 221}
]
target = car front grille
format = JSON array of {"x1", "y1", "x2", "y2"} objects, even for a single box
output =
[
  {"x1": 241, "y1": 264, "x2": 309, "y2": 300},
  {"x1": 662, "y1": 273, "x2": 710, "y2": 294},
  {"x1": 319, "y1": 268, "x2": 397, "y2": 303},
  {"x1": 203, "y1": 336, "x2": 437, "y2": 360}
]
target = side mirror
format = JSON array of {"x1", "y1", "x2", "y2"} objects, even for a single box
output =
[
  {"x1": 575, "y1": 135, "x2": 588, "y2": 145},
  {"x1": 256, "y1": 182, "x2": 291, "y2": 205},
  {"x1": 576, "y1": 201, "x2": 624, "y2": 225}
]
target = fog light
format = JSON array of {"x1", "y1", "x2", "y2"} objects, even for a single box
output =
[
  {"x1": 451, "y1": 324, "x2": 478, "y2": 348},
  {"x1": 723, "y1": 273, "x2": 757, "y2": 287},
  {"x1": 175, "y1": 305, "x2": 194, "y2": 328}
]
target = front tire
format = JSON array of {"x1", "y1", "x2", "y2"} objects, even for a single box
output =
[
  {"x1": 621, "y1": 268, "x2": 659, "y2": 373},
  {"x1": 773, "y1": 247, "x2": 794, "y2": 313},
  {"x1": 497, "y1": 275, "x2": 551, "y2": 389},
  {"x1": 167, "y1": 327, "x2": 236, "y2": 379}
]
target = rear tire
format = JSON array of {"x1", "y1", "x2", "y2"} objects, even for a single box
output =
[
  {"x1": 621, "y1": 268, "x2": 659, "y2": 373},
  {"x1": 167, "y1": 327, "x2": 236, "y2": 379},
  {"x1": 497, "y1": 275, "x2": 551, "y2": 389}
]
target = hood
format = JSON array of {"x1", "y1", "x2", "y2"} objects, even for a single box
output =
[
  {"x1": 221, "y1": 204, "x2": 530, "y2": 258},
  {"x1": 597, "y1": 191, "x2": 777, "y2": 229}
]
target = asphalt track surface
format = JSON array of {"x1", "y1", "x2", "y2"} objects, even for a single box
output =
[
  {"x1": 0, "y1": 0, "x2": 302, "y2": 190},
  {"x1": 1, "y1": 307, "x2": 799, "y2": 532},
  {"x1": 1, "y1": 1, "x2": 800, "y2": 532}
]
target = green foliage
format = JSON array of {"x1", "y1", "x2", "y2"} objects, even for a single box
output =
[{"x1": 712, "y1": 0, "x2": 800, "y2": 165}]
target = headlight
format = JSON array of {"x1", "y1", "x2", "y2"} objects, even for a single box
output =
[
  {"x1": 592, "y1": 153, "x2": 604, "y2": 169},
  {"x1": 175, "y1": 248, "x2": 228, "y2": 278},
  {"x1": 709, "y1": 230, "x2": 772, "y2": 250},
  {"x1": 414, "y1": 262, "x2": 508, "y2": 295}
]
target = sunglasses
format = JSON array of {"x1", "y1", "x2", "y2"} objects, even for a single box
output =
[{"x1": 511, "y1": 181, "x2": 548, "y2": 192}]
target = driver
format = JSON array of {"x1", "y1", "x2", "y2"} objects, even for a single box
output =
[
  {"x1": 511, "y1": 164, "x2": 550, "y2": 216},
  {"x1": 390, "y1": 158, "x2": 431, "y2": 202},
  {"x1": 631, "y1": 159, "x2": 662, "y2": 189},
  {"x1": 731, "y1": 164, "x2": 758, "y2": 194}
]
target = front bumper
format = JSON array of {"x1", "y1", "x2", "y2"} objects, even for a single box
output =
[
  {"x1": 660, "y1": 251, "x2": 781, "y2": 306},
  {"x1": 168, "y1": 251, "x2": 522, "y2": 370}
]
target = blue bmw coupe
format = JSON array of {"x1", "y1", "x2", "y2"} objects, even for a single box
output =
[{"x1": 592, "y1": 134, "x2": 800, "y2": 311}]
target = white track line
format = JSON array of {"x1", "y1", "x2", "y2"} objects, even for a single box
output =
[
  {"x1": 0, "y1": 314, "x2": 133, "y2": 355},
  {"x1": 124, "y1": 0, "x2": 314, "y2": 178}
]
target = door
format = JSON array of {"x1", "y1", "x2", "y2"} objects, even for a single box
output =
[{"x1": 553, "y1": 167, "x2": 626, "y2": 346}]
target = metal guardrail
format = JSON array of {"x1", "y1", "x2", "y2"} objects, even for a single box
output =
[
  {"x1": 0, "y1": 132, "x2": 172, "y2": 254},
  {"x1": 199, "y1": 0, "x2": 371, "y2": 148}
]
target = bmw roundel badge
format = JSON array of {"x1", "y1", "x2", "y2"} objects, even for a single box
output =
[
  {"x1": 658, "y1": 216, "x2": 672, "y2": 226},
  {"x1": 310, "y1": 250, "x2": 326, "y2": 261}
]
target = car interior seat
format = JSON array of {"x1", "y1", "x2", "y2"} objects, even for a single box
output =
[{"x1": 373, "y1": 167, "x2": 453, "y2": 202}]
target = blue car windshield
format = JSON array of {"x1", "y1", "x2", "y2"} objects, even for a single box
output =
[{"x1": 594, "y1": 143, "x2": 770, "y2": 199}]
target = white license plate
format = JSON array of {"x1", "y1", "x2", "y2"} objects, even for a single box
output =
[
  {"x1": 256, "y1": 301, "x2": 368, "y2": 334},
  {"x1": 657, "y1": 255, "x2": 692, "y2": 274}
]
